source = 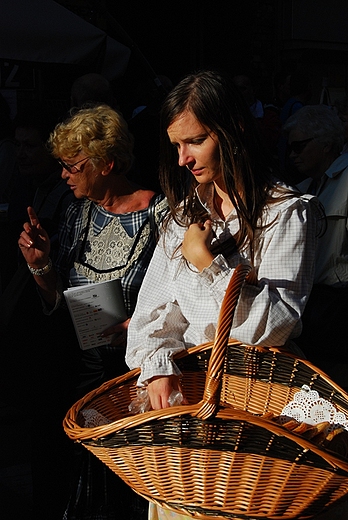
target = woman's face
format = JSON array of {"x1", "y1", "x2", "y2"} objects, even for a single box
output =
[
  {"x1": 60, "y1": 152, "x2": 103, "y2": 200},
  {"x1": 167, "y1": 110, "x2": 222, "y2": 186},
  {"x1": 15, "y1": 126, "x2": 54, "y2": 177},
  {"x1": 287, "y1": 128, "x2": 331, "y2": 180}
]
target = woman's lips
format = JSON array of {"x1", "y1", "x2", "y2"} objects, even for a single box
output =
[{"x1": 190, "y1": 167, "x2": 203, "y2": 176}]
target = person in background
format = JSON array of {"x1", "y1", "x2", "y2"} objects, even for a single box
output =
[
  {"x1": 277, "y1": 69, "x2": 312, "y2": 181},
  {"x1": 18, "y1": 104, "x2": 167, "y2": 520},
  {"x1": 283, "y1": 104, "x2": 348, "y2": 391},
  {"x1": 128, "y1": 74, "x2": 173, "y2": 193},
  {"x1": 0, "y1": 92, "x2": 18, "y2": 294},
  {"x1": 333, "y1": 96, "x2": 348, "y2": 154},
  {"x1": 2, "y1": 105, "x2": 72, "y2": 286},
  {"x1": 280, "y1": 69, "x2": 312, "y2": 125},
  {"x1": 0, "y1": 103, "x2": 75, "y2": 519},
  {"x1": 10, "y1": 107, "x2": 67, "y2": 221},
  {"x1": 233, "y1": 72, "x2": 282, "y2": 156},
  {"x1": 70, "y1": 72, "x2": 118, "y2": 110},
  {"x1": 272, "y1": 69, "x2": 292, "y2": 111},
  {"x1": 0, "y1": 92, "x2": 17, "y2": 206},
  {"x1": 233, "y1": 72, "x2": 264, "y2": 118},
  {"x1": 126, "y1": 70, "x2": 321, "y2": 520}
]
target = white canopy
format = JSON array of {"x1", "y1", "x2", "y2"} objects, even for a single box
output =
[{"x1": 0, "y1": 0, "x2": 131, "y2": 80}]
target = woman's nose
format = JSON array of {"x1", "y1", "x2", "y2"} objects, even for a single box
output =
[
  {"x1": 61, "y1": 167, "x2": 69, "y2": 179},
  {"x1": 178, "y1": 145, "x2": 194, "y2": 167}
]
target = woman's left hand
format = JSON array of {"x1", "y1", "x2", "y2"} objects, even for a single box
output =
[
  {"x1": 182, "y1": 219, "x2": 214, "y2": 271},
  {"x1": 101, "y1": 318, "x2": 130, "y2": 346}
]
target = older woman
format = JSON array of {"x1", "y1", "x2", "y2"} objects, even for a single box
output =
[
  {"x1": 283, "y1": 106, "x2": 347, "y2": 286},
  {"x1": 19, "y1": 104, "x2": 167, "y2": 378},
  {"x1": 283, "y1": 104, "x2": 348, "y2": 391},
  {"x1": 18, "y1": 104, "x2": 167, "y2": 520}
]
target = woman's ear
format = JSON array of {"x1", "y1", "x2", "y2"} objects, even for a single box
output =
[{"x1": 101, "y1": 160, "x2": 115, "y2": 176}]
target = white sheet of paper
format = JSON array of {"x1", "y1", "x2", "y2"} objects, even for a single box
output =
[{"x1": 64, "y1": 279, "x2": 127, "y2": 350}]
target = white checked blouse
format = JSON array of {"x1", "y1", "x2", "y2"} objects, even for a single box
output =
[{"x1": 126, "y1": 184, "x2": 321, "y2": 385}]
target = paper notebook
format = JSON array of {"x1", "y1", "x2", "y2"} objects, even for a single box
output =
[{"x1": 64, "y1": 279, "x2": 127, "y2": 350}]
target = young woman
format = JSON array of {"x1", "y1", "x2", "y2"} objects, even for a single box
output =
[
  {"x1": 126, "y1": 69, "x2": 321, "y2": 403},
  {"x1": 126, "y1": 71, "x2": 321, "y2": 518}
]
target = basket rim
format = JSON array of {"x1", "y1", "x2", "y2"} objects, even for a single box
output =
[
  {"x1": 63, "y1": 339, "x2": 348, "y2": 474},
  {"x1": 63, "y1": 339, "x2": 348, "y2": 434}
]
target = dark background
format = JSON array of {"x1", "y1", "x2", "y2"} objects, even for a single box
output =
[
  {"x1": 56, "y1": 0, "x2": 348, "y2": 114},
  {"x1": 84, "y1": 0, "x2": 282, "y2": 114},
  {"x1": 2, "y1": 0, "x2": 348, "y2": 120}
]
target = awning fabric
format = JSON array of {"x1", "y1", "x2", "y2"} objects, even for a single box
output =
[{"x1": 0, "y1": 0, "x2": 131, "y2": 79}]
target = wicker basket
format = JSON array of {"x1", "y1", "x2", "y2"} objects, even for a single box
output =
[{"x1": 63, "y1": 264, "x2": 348, "y2": 519}]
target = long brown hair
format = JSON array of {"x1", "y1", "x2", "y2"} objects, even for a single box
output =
[{"x1": 159, "y1": 70, "x2": 294, "y2": 260}]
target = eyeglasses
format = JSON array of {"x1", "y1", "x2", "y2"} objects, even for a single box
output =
[
  {"x1": 58, "y1": 156, "x2": 90, "y2": 174},
  {"x1": 288, "y1": 138, "x2": 314, "y2": 155}
]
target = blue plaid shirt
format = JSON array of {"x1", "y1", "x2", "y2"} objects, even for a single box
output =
[{"x1": 55, "y1": 194, "x2": 167, "y2": 316}]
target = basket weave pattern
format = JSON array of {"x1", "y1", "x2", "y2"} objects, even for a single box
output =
[{"x1": 64, "y1": 265, "x2": 348, "y2": 519}]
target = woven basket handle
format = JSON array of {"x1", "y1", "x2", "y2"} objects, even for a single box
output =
[{"x1": 194, "y1": 263, "x2": 252, "y2": 420}]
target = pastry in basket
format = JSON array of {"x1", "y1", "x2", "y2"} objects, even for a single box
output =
[
  {"x1": 295, "y1": 420, "x2": 330, "y2": 439},
  {"x1": 325, "y1": 425, "x2": 346, "y2": 443},
  {"x1": 273, "y1": 415, "x2": 301, "y2": 431},
  {"x1": 324, "y1": 426, "x2": 348, "y2": 459}
]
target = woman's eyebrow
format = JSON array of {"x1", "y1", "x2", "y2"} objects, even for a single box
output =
[{"x1": 176, "y1": 132, "x2": 207, "y2": 143}]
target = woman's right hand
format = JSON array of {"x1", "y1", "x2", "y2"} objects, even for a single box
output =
[
  {"x1": 147, "y1": 375, "x2": 187, "y2": 410},
  {"x1": 182, "y1": 220, "x2": 214, "y2": 271},
  {"x1": 18, "y1": 206, "x2": 50, "y2": 267}
]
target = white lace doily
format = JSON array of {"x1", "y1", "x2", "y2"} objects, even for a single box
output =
[{"x1": 280, "y1": 385, "x2": 348, "y2": 430}]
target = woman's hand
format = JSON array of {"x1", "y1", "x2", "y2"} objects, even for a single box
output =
[
  {"x1": 182, "y1": 219, "x2": 214, "y2": 271},
  {"x1": 101, "y1": 318, "x2": 130, "y2": 347},
  {"x1": 18, "y1": 206, "x2": 50, "y2": 267},
  {"x1": 18, "y1": 206, "x2": 58, "y2": 306},
  {"x1": 147, "y1": 375, "x2": 187, "y2": 410}
]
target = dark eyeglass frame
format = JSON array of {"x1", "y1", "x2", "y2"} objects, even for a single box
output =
[
  {"x1": 58, "y1": 156, "x2": 91, "y2": 174},
  {"x1": 288, "y1": 138, "x2": 314, "y2": 154}
]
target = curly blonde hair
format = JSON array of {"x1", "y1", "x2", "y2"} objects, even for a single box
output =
[{"x1": 48, "y1": 104, "x2": 134, "y2": 174}]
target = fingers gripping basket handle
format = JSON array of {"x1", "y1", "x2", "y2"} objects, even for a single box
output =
[{"x1": 195, "y1": 263, "x2": 252, "y2": 420}]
